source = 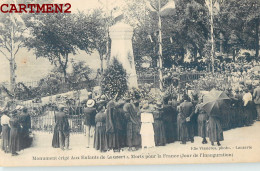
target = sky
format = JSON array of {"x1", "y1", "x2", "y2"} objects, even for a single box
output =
[{"x1": 0, "y1": 48, "x2": 101, "y2": 83}]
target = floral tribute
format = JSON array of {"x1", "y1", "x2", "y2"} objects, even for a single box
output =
[{"x1": 101, "y1": 58, "x2": 128, "y2": 100}]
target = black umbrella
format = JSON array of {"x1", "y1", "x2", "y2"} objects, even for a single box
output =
[{"x1": 202, "y1": 89, "x2": 230, "y2": 116}]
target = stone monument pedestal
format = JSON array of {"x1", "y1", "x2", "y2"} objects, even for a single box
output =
[{"x1": 109, "y1": 22, "x2": 138, "y2": 89}]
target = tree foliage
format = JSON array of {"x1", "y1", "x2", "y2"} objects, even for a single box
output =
[
  {"x1": 125, "y1": 0, "x2": 260, "y2": 68},
  {"x1": 26, "y1": 11, "x2": 97, "y2": 82},
  {"x1": 78, "y1": 9, "x2": 110, "y2": 73}
]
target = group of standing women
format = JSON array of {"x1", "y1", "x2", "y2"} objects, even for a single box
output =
[
  {"x1": 92, "y1": 96, "x2": 179, "y2": 152},
  {"x1": 93, "y1": 98, "x2": 141, "y2": 152},
  {"x1": 1, "y1": 107, "x2": 32, "y2": 156}
]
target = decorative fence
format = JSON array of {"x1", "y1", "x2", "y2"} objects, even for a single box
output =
[
  {"x1": 31, "y1": 111, "x2": 85, "y2": 134},
  {"x1": 179, "y1": 72, "x2": 206, "y2": 82},
  {"x1": 137, "y1": 71, "x2": 206, "y2": 89},
  {"x1": 137, "y1": 71, "x2": 160, "y2": 88}
]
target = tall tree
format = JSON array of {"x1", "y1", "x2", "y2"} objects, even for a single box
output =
[
  {"x1": 0, "y1": 10, "x2": 29, "y2": 93},
  {"x1": 27, "y1": 13, "x2": 94, "y2": 82}
]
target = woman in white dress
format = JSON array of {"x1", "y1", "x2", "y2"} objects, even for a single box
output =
[{"x1": 140, "y1": 104, "x2": 155, "y2": 149}]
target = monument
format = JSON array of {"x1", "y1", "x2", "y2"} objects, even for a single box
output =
[{"x1": 109, "y1": 22, "x2": 138, "y2": 88}]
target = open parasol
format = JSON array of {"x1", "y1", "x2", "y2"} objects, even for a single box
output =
[{"x1": 202, "y1": 89, "x2": 230, "y2": 116}]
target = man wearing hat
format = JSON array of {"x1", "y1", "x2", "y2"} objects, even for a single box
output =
[
  {"x1": 18, "y1": 107, "x2": 32, "y2": 150},
  {"x1": 53, "y1": 104, "x2": 70, "y2": 150},
  {"x1": 178, "y1": 94, "x2": 195, "y2": 144},
  {"x1": 83, "y1": 99, "x2": 96, "y2": 148},
  {"x1": 233, "y1": 88, "x2": 243, "y2": 127},
  {"x1": 162, "y1": 96, "x2": 177, "y2": 144},
  {"x1": 253, "y1": 86, "x2": 260, "y2": 121}
]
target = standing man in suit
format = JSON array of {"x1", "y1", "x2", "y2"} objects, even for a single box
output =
[
  {"x1": 83, "y1": 99, "x2": 96, "y2": 148},
  {"x1": 18, "y1": 107, "x2": 32, "y2": 150},
  {"x1": 54, "y1": 104, "x2": 70, "y2": 150},
  {"x1": 178, "y1": 94, "x2": 195, "y2": 144},
  {"x1": 253, "y1": 86, "x2": 260, "y2": 121}
]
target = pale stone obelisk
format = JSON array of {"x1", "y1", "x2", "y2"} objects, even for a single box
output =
[{"x1": 109, "y1": 22, "x2": 138, "y2": 88}]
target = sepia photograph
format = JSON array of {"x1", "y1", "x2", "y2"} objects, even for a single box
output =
[{"x1": 0, "y1": 0, "x2": 260, "y2": 167}]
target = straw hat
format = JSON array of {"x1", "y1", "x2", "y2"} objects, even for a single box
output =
[{"x1": 87, "y1": 99, "x2": 95, "y2": 108}]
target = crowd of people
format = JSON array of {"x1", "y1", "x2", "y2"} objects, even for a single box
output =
[
  {"x1": 0, "y1": 105, "x2": 32, "y2": 156},
  {"x1": 1, "y1": 86, "x2": 260, "y2": 155},
  {"x1": 49, "y1": 83, "x2": 260, "y2": 152}
]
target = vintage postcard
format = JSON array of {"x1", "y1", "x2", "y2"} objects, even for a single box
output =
[{"x1": 0, "y1": 0, "x2": 260, "y2": 167}]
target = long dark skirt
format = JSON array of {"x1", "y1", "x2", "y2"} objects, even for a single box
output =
[
  {"x1": 153, "y1": 120, "x2": 166, "y2": 146},
  {"x1": 177, "y1": 114, "x2": 189, "y2": 142},
  {"x1": 2, "y1": 125, "x2": 10, "y2": 152},
  {"x1": 244, "y1": 102, "x2": 254, "y2": 126},
  {"x1": 52, "y1": 127, "x2": 62, "y2": 148},
  {"x1": 107, "y1": 131, "x2": 120, "y2": 150},
  {"x1": 118, "y1": 130, "x2": 125, "y2": 148},
  {"x1": 207, "y1": 116, "x2": 224, "y2": 142},
  {"x1": 9, "y1": 128, "x2": 20, "y2": 154},
  {"x1": 126, "y1": 122, "x2": 141, "y2": 148},
  {"x1": 19, "y1": 129, "x2": 32, "y2": 150},
  {"x1": 235, "y1": 104, "x2": 244, "y2": 127},
  {"x1": 197, "y1": 114, "x2": 207, "y2": 138},
  {"x1": 229, "y1": 106, "x2": 237, "y2": 129},
  {"x1": 164, "y1": 121, "x2": 176, "y2": 143},
  {"x1": 94, "y1": 125, "x2": 108, "y2": 152},
  {"x1": 120, "y1": 125, "x2": 127, "y2": 148}
]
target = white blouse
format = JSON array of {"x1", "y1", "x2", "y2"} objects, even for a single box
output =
[{"x1": 1, "y1": 114, "x2": 10, "y2": 126}]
